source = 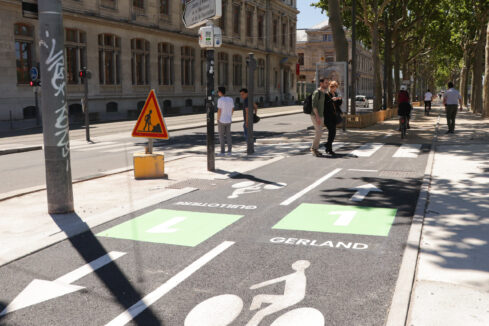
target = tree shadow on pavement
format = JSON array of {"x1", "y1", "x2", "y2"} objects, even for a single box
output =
[
  {"x1": 319, "y1": 176, "x2": 421, "y2": 225},
  {"x1": 49, "y1": 213, "x2": 163, "y2": 326},
  {"x1": 230, "y1": 172, "x2": 286, "y2": 187}
]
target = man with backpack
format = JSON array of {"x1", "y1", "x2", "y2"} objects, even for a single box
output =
[{"x1": 306, "y1": 78, "x2": 329, "y2": 157}]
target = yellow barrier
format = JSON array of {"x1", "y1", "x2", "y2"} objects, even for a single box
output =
[
  {"x1": 133, "y1": 152, "x2": 166, "y2": 179},
  {"x1": 345, "y1": 108, "x2": 398, "y2": 128}
]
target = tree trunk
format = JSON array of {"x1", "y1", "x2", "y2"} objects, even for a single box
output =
[
  {"x1": 372, "y1": 24, "x2": 382, "y2": 111},
  {"x1": 385, "y1": 19, "x2": 393, "y2": 109},
  {"x1": 394, "y1": 44, "x2": 400, "y2": 100},
  {"x1": 460, "y1": 50, "x2": 469, "y2": 106},
  {"x1": 328, "y1": 0, "x2": 349, "y2": 62},
  {"x1": 471, "y1": 29, "x2": 486, "y2": 114},
  {"x1": 483, "y1": 21, "x2": 489, "y2": 117}
]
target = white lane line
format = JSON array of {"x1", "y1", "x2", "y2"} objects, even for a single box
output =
[
  {"x1": 348, "y1": 169, "x2": 378, "y2": 172},
  {"x1": 71, "y1": 141, "x2": 116, "y2": 150},
  {"x1": 56, "y1": 251, "x2": 126, "y2": 284},
  {"x1": 105, "y1": 241, "x2": 235, "y2": 326},
  {"x1": 393, "y1": 144, "x2": 422, "y2": 158},
  {"x1": 333, "y1": 142, "x2": 346, "y2": 151},
  {"x1": 351, "y1": 143, "x2": 384, "y2": 157},
  {"x1": 76, "y1": 143, "x2": 132, "y2": 152},
  {"x1": 105, "y1": 146, "x2": 145, "y2": 153},
  {"x1": 280, "y1": 168, "x2": 342, "y2": 206}
]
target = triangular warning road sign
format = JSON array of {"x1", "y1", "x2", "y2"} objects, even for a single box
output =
[{"x1": 132, "y1": 90, "x2": 169, "y2": 139}]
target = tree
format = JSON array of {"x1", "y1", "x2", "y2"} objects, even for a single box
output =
[
  {"x1": 326, "y1": 0, "x2": 349, "y2": 62},
  {"x1": 484, "y1": 21, "x2": 489, "y2": 117}
]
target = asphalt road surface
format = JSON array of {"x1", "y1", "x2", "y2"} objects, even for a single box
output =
[{"x1": 0, "y1": 113, "x2": 432, "y2": 325}]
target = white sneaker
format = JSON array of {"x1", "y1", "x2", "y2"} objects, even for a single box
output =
[{"x1": 226, "y1": 152, "x2": 232, "y2": 156}]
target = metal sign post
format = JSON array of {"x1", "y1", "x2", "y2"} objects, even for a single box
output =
[
  {"x1": 205, "y1": 48, "x2": 215, "y2": 171},
  {"x1": 247, "y1": 53, "x2": 256, "y2": 155},
  {"x1": 183, "y1": 0, "x2": 222, "y2": 171}
]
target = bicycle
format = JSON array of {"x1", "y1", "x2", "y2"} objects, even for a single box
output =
[
  {"x1": 184, "y1": 260, "x2": 325, "y2": 326},
  {"x1": 399, "y1": 115, "x2": 408, "y2": 139}
]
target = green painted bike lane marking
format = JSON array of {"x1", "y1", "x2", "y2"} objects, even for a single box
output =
[
  {"x1": 97, "y1": 209, "x2": 243, "y2": 247},
  {"x1": 273, "y1": 203, "x2": 397, "y2": 237}
]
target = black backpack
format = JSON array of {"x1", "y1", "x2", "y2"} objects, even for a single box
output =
[{"x1": 303, "y1": 93, "x2": 314, "y2": 114}]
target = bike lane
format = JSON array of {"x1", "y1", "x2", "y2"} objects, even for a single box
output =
[{"x1": 0, "y1": 140, "x2": 429, "y2": 326}]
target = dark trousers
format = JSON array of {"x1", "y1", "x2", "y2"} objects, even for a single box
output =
[
  {"x1": 446, "y1": 105, "x2": 458, "y2": 131},
  {"x1": 325, "y1": 122, "x2": 336, "y2": 151},
  {"x1": 424, "y1": 101, "x2": 431, "y2": 112}
]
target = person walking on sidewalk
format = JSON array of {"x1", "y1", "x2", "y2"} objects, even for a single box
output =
[
  {"x1": 239, "y1": 88, "x2": 258, "y2": 142},
  {"x1": 424, "y1": 89, "x2": 433, "y2": 115},
  {"x1": 310, "y1": 78, "x2": 329, "y2": 157},
  {"x1": 324, "y1": 80, "x2": 342, "y2": 156},
  {"x1": 442, "y1": 82, "x2": 463, "y2": 134},
  {"x1": 217, "y1": 87, "x2": 234, "y2": 155}
]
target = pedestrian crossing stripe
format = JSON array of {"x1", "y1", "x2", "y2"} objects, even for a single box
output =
[{"x1": 132, "y1": 89, "x2": 169, "y2": 140}]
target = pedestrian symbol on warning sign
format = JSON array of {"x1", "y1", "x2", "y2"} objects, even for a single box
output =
[{"x1": 132, "y1": 90, "x2": 169, "y2": 139}]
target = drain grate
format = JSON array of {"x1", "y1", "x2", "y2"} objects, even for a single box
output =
[
  {"x1": 379, "y1": 170, "x2": 418, "y2": 178},
  {"x1": 167, "y1": 179, "x2": 221, "y2": 190}
]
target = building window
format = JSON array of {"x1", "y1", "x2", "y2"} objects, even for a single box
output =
[
  {"x1": 258, "y1": 13, "x2": 264, "y2": 43},
  {"x1": 101, "y1": 0, "x2": 116, "y2": 9},
  {"x1": 323, "y1": 34, "x2": 333, "y2": 42},
  {"x1": 158, "y1": 42, "x2": 174, "y2": 85},
  {"x1": 258, "y1": 59, "x2": 265, "y2": 88},
  {"x1": 246, "y1": 9, "x2": 253, "y2": 38},
  {"x1": 232, "y1": 54, "x2": 242, "y2": 87},
  {"x1": 181, "y1": 46, "x2": 195, "y2": 86},
  {"x1": 218, "y1": 52, "x2": 229, "y2": 86},
  {"x1": 219, "y1": 1, "x2": 227, "y2": 34},
  {"x1": 289, "y1": 24, "x2": 295, "y2": 48},
  {"x1": 298, "y1": 53, "x2": 304, "y2": 66},
  {"x1": 233, "y1": 4, "x2": 240, "y2": 36},
  {"x1": 160, "y1": 0, "x2": 169, "y2": 15},
  {"x1": 98, "y1": 34, "x2": 121, "y2": 85},
  {"x1": 14, "y1": 23, "x2": 34, "y2": 84},
  {"x1": 133, "y1": 0, "x2": 144, "y2": 9},
  {"x1": 131, "y1": 38, "x2": 150, "y2": 85},
  {"x1": 273, "y1": 19, "x2": 278, "y2": 44},
  {"x1": 65, "y1": 28, "x2": 86, "y2": 85},
  {"x1": 106, "y1": 102, "x2": 118, "y2": 112},
  {"x1": 282, "y1": 22, "x2": 287, "y2": 47},
  {"x1": 200, "y1": 50, "x2": 207, "y2": 86}
]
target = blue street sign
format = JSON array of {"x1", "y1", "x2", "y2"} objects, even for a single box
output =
[{"x1": 30, "y1": 67, "x2": 38, "y2": 81}]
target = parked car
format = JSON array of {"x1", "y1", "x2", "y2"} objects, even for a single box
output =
[{"x1": 355, "y1": 95, "x2": 369, "y2": 108}]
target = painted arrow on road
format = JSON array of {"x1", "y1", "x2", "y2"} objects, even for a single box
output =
[
  {"x1": 350, "y1": 184, "x2": 382, "y2": 202},
  {"x1": 0, "y1": 251, "x2": 126, "y2": 316}
]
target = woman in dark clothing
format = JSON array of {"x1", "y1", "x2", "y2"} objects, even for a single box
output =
[{"x1": 323, "y1": 80, "x2": 342, "y2": 155}]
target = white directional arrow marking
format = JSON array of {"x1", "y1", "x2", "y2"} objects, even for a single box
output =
[
  {"x1": 350, "y1": 184, "x2": 382, "y2": 202},
  {"x1": 146, "y1": 216, "x2": 186, "y2": 234},
  {"x1": 0, "y1": 251, "x2": 126, "y2": 316}
]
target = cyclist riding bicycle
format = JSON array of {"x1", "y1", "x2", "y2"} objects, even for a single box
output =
[{"x1": 398, "y1": 85, "x2": 412, "y2": 130}]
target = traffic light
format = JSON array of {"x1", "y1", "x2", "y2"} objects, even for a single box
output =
[
  {"x1": 29, "y1": 80, "x2": 41, "y2": 86},
  {"x1": 79, "y1": 69, "x2": 86, "y2": 79}
]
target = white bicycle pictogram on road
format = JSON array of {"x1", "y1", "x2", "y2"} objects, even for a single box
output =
[
  {"x1": 184, "y1": 260, "x2": 324, "y2": 326},
  {"x1": 228, "y1": 181, "x2": 287, "y2": 199}
]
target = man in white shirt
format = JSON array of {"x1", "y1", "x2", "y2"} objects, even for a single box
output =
[
  {"x1": 424, "y1": 89, "x2": 433, "y2": 115},
  {"x1": 442, "y1": 82, "x2": 463, "y2": 134},
  {"x1": 217, "y1": 87, "x2": 234, "y2": 155}
]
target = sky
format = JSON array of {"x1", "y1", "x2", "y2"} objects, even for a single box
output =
[{"x1": 297, "y1": 1, "x2": 328, "y2": 29}]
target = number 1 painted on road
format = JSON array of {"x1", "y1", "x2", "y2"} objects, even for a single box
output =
[
  {"x1": 146, "y1": 216, "x2": 186, "y2": 233},
  {"x1": 330, "y1": 211, "x2": 357, "y2": 226}
]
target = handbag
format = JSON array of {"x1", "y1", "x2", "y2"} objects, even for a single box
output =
[
  {"x1": 253, "y1": 113, "x2": 261, "y2": 123},
  {"x1": 335, "y1": 110, "x2": 343, "y2": 125}
]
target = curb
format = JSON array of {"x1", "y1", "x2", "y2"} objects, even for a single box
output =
[
  {"x1": 385, "y1": 115, "x2": 440, "y2": 326},
  {"x1": 0, "y1": 145, "x2": 42, "y2": 156}
]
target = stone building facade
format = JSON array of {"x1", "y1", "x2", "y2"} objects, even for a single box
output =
[
  {"x1": 0, "y1": 0, "x2": 298, "y2": 122},
  {"x1": 296, "y1": 20, "x2": 374, "y2": 97}
]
